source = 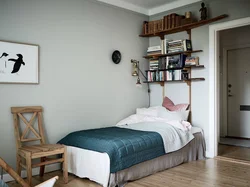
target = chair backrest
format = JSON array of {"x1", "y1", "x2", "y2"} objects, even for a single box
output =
[{"x1": 11, "y1": 106, "x2": 46, "y2": 149}]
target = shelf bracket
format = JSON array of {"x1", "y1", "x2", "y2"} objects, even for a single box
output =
[
  {"x1": 186, "y1": 29, "x2": 191, "y2": 40},
  {"x1": 159, "y1": 82, "x2": 164, "y2": 87},
  {"x1": 159, "y1": 35, "x2": 164, "y2": 40},
  {"x1": 185, "y1": 80, "x2": 191, "y2": 86}
]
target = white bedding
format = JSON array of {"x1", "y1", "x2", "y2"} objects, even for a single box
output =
[
  {"x1": 119, "y1": 122, "x2": 194, "y2": 153},
  {"x1": 66, "y1": 106, "x2": 201, "y2": 187},
  {"x1": 67, "y1": 117, "x2": 202, "y2": 187},
  {"x1": 67, "y1": 127, "x2": 202, "y2": 187}
]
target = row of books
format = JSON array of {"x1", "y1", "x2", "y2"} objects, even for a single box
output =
[
  {"x1": 163, "y1": 14, "x2": 184, "y2": 30},
  {"x1": 149, "y1": 54, "x2": 198, "y2": 71},
  {"x1": 141, "y1": 13, "x2": 196, "y2": 35},
  {"x1": 147, "y1": 39, "x2": 192, "y2": 56},
  {"x1": 147, "y1": 70, "x2": 190, "y2": 82},
  {"x1": 142, "y1": 20, "x2": 164, "y2": 35}
]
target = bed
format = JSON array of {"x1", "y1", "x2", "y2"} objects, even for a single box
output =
[{"x1": 58, "y1": 106, "x2": 206, "y2": 187}]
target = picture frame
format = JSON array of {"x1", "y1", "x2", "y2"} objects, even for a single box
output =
[{"x1": 0, "y1": 40, "x2": 39, "y2": 84}]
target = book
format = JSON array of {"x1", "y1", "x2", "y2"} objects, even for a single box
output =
[
  {"x1": 147, "y1": 45, "x2": 161, "y2": 51},
  {"x1": 168, "y1": 15, "x2": 171, "y2": 29},
  {"x1": 163, "y1": 16, "x2": 168, "y2": 30},
  {"x1": 143, "y1": 21, "x2": 148, "y2": 34},
  {"x1": 171, "y1": 14, "x2": 177, "y2": 28}
]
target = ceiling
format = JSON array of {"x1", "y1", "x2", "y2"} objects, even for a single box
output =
[
  {"x1": 119, "y1": 0, "x2": 176, "y2": 9},
  {"x1": 96, "y1": 0, "x2": 202, "y2": 16}
]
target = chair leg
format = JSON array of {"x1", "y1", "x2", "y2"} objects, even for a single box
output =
[
  {"x1": 25, "y1": 153, "x2": 32, "y2": 187},
  {"x1": 63, "y1": 146, "x2": 68, "y2": 183},
  {"x1": 16, "y1": 154, "x2": 22, "y2": 177},
  {"x1": 39, "y1": 157, "x2": 46, "y2": 177}
]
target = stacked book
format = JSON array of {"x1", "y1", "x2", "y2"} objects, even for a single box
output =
[
  {"x1": 167, "y1": 40, "x2": 184, "y2": 53},
  {"x1": 149, "y1": 59, "x2": 159, "y2": 70},
  {"x1": 147, "y1": 46, "x2": 162, "y2": 56},
  {"x1": 167, "y1": 39, "x2": 192, "y2": 53}
]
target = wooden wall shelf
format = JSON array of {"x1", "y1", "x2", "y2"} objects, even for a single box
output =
[
  {"x1": 145, "y1": 65, "x2": 204, "y2": 72},
  {"x1": 144, "y1": 50, "x2": 203, "y2": 59},
  {"x1": 139, "y1": 14, "x2": 228, "y2": 39},
  {"x1": 143, "y1": 78, "x2": 205, "y2": 84}
]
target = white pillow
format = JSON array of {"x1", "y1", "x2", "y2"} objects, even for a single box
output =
[
  {"x1": 136, "y1": 106, "x2": 161, "y2": 117},
  {"x1": 158, "y1": 108, "x2": 190, "y2": 121}
]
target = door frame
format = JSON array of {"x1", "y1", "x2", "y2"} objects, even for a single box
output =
[
  {"x1": 221, "y1": 44, "x2": 250, "y2": 138},
  {"x1": 208, "y1": 17, "x2": 250, "y2": 158}
]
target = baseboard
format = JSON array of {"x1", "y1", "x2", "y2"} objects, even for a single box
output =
[{"x1": 2, "y1": 163, "x2": 61, "y2": 183}]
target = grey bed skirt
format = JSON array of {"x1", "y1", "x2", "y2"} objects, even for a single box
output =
[{"x1": 108, "y1": 132, "x2": 206, "y2": 187}]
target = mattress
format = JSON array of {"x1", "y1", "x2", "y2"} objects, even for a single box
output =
[
  {"x1": 58, "y1": 127, "x2": 165, "y2": 173},
  {"x1": 66, "y1": 127, "x2": 205, "y2": 187}
]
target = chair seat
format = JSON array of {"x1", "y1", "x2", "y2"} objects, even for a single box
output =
[{"x1": 19, "y1": 144, "x2": 64, "y2": 154}]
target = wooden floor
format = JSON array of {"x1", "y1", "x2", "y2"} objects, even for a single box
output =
[
  {"x1": 218, "y1": 144, "x2": 250, "y2": 161},
  {"x1": 8, "y1": 158, "x2": 250, "y2": 187}
]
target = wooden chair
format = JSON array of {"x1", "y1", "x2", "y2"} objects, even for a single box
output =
[
  {"x1": 11, "y1": 106, "x2": 68, "y2": 187},
  {"x1": 0, "y1": 157, "x2": 58, "y2": 187}
]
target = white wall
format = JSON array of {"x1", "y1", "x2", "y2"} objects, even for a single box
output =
[
  {"x1": 149, "y1": 0, "x2": 250, "y2": 153},
  {"x1": 219, "y1": 25, "x2": 250, "y2": 137},
  {"x1": 0, "y1": 0, "x2": 149, "y2": 168}
]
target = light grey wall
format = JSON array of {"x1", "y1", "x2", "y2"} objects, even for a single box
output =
[
  {"x1": 0, "y1": 0, "x2": 149, "y2": 168},
  {"x1": 219, "y1": 25, "x2": 250, "y2": 137},
  {"x1": 149, "y1": 0, "x2": 250, "y2": 152}
]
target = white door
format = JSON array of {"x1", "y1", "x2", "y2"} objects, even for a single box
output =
[{"x1": 227, "y1": 47, "x2": 250, "y2": 138}]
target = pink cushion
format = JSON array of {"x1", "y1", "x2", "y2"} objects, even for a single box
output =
[{"x1": 162, "y1": 97, "x2": 189, "y2": 111}]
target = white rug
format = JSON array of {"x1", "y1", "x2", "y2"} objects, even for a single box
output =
[{"x1": 219, "y1": 137, "x2": 250, "y2": 148}]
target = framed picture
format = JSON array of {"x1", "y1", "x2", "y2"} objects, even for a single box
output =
[{"x1": 0, "y1": 40, "x2": 39, "y2": 84}]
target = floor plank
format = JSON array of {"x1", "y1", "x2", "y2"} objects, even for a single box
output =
[
  {"x1": 218, "y1": 144, "x2": 250, "y2": 161},
  {"x1": 7, "y1": 159, "x2": 250, "y2": 187}
]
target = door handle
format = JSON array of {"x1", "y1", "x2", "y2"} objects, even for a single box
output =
[{"x1": 228, "y1": 94, "x2": 233, "y2": 97}]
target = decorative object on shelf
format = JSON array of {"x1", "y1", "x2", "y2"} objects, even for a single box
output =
[
  {"x1": 183, "y1": 39, "x2": 192, "y2": 51},
  {"x1": 185, "y1": 12, "x2": 192, "y2": 19},
  {"x1": 112, "y1": 50, "x2": 121, "y2": 64},
  {"x1": 200, "y1": 2, "x2": 207, "y2": 20},
  {"x1": 185, "y1": 56, "x2": 199, "y2": 66},
  {"x1": 0, "y1": 40, "x2": 39, "y2": 84},
  {"x1": 181, "y1": 70, "x2": 190, "y2": 80}
]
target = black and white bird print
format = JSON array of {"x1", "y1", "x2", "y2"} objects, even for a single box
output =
[
  {"x1": 8, "y1": 54, "x2": 25, "y2": 73},
  {"x1": 0, "y1": 52, "x2": 9, "y2": 68}
]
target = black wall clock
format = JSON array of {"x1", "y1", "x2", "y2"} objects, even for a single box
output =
[{"x1": 112, "y1": 50, "x2": 121, "y2": 64}]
